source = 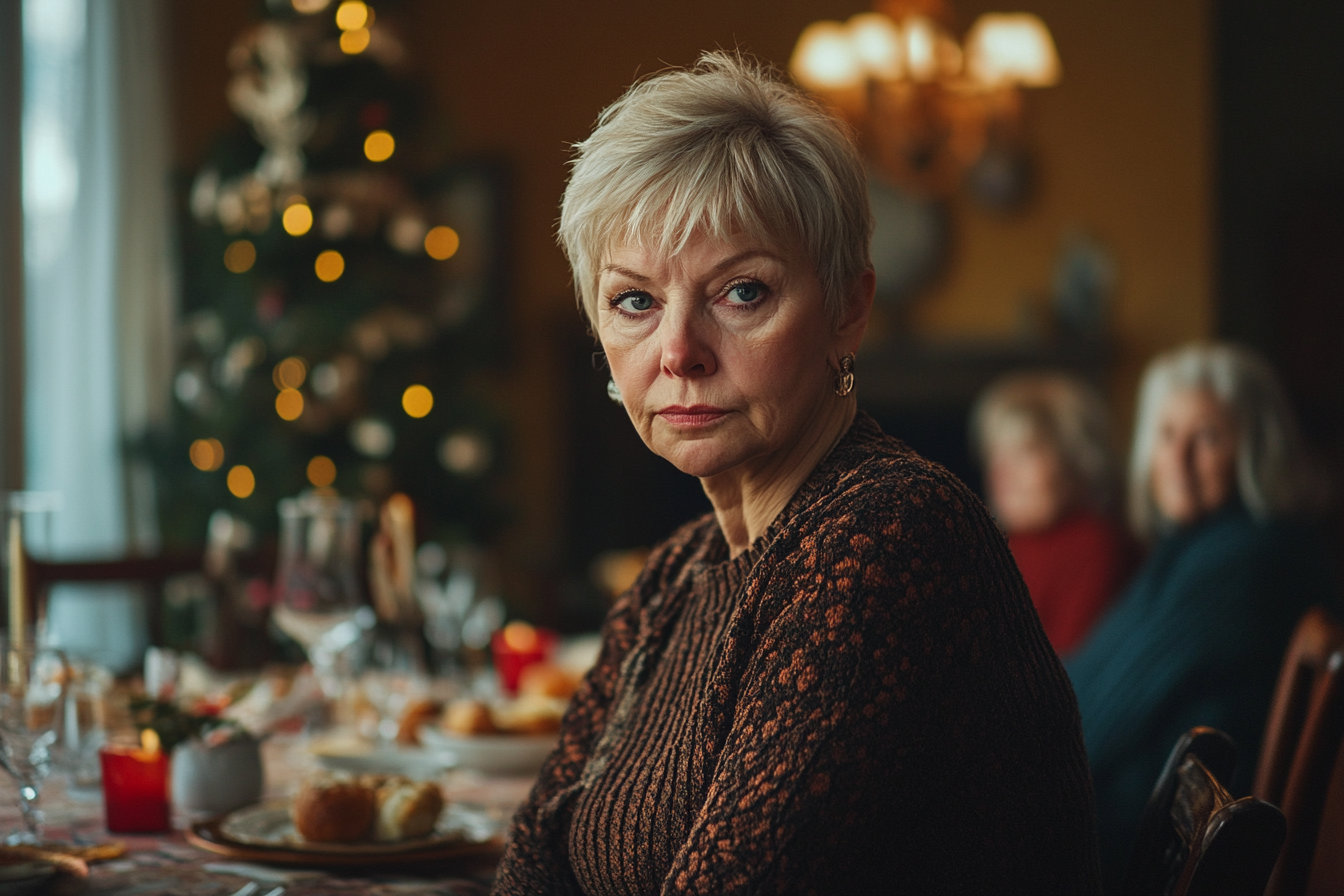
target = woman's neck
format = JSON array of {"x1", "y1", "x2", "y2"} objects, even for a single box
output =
[{"x1": 702, "y1": 399, "x2": 857, "y2": 558}]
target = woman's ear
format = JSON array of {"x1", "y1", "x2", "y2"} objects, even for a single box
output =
[{"x1": 836, "y1": 268, "x2": 876, "y2": 354}]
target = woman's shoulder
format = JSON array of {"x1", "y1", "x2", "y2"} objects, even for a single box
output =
[
  {"x1": 805, "y1": 412, "x2": 992, "y2": 538},
  {"x1": 759, "y1": 413, "x2": 1008, "y2": 590}
]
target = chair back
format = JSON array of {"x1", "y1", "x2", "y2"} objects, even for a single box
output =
[
  {"x1": 27, "y1": 552, "x2": 205, "y2": 647},
  {"x1": 1254, "y1": 605, "x2": 1344, "y2": 895},
  {"x1": 1126, "y1": 727, "x2": 1287, "y2": 896}
]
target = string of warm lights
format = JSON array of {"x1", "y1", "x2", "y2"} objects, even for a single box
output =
[
  {"x1": 191, "y1": 350, "x2": 444, "y2": 497},
  {"x1": 178, "y1": 0, "x2": 496, "y2": 509}
]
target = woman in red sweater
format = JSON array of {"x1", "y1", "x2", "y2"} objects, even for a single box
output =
[{"x1": 972, "y1": 373, "x2": 1138, "y2": 656}]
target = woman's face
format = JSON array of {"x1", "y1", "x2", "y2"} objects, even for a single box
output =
[
  {"x1": 986, "y1": 436, "x2": 1076, "y2": 534},
  {"x1": 1149, "y1": 387, "x2": 1240, "y2": 526},
  {"x1": 595, "y1": 230, "x2": 861, "y2": 480}
]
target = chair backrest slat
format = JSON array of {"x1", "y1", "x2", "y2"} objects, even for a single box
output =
[{"x1": 1255, "y1": 606, "x2": 1344, "y2": 896}]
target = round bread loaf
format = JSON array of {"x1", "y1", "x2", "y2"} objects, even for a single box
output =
[{"x1": 291, "y1": 775, "x2": 376, "y2": 842}]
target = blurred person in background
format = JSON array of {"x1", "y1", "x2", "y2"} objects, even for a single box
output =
[
  {"x1": 972, "y1": 372, "x2": 1137, "y2": 656},
  {"x1": 492, "y1": 53, "x2": 1100, "y2": 895},
  {"x1": 1066, "y1": 341, "x2": 1337, "y2": 889}
]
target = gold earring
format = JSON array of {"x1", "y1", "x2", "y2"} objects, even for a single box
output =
[{"x1": 834, "y1": 353, "x2": 855, "y2": 397}]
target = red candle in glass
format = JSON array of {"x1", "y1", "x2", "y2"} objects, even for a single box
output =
[
  {"x1": 100, "y1": 733, "x2": 171, "y2": 833},
  {"x1": 492, "y1": 622, "x2": 558, "y2": 694}
]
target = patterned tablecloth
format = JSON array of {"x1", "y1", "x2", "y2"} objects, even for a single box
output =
[{"x1": 0, "y1": 735, "x2": 532, "y2": 896}]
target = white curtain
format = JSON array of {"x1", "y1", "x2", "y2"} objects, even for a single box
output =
[{"x1": 22, "y1": 0, "x2": 174, "y2": 671}]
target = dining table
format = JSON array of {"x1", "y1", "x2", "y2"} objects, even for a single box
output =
[{"x1": 0, "y1": 734, "x2": 533, "y2": 895}]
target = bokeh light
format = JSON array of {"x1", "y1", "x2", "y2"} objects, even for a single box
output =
[
  {"x1": 223, "y1": 240, "x2": 256, "y2": 273},
  {"x1": 364, "y1": 130, "x2": 395, "y2": 162},
  {"x1": 307, "y1": 455, "x2": 337, "y2": 487},
  {"x1": 291, "y1": 0, "x2": 332, "y2": 12},
  {"x1": 502, "y1": 621, "x2": 539, "y2": 652},
  {"x1": 340, "y1": 28, "x2": 371, "y2": 55},
  {"x1": 423, "y1": 226, "x2": 460, "y2": 260},
  {"x1": 335, "y1": 0, "x2": 369, "y2": 30},
  {"x1": 227, "y1": 465, "x2": 256, "y2": 498},
  {"x1": 350, "y1": 417, "x2": 395, "y2": 458},
  {"x1": 282, "y1": 203, "x2": 313, "y2": 236},
  {"x1": 315, "y1": 250, "x2": 345, "y2": 282},
  {"x1": 438, "y1": 430, "x2": 492, "y2": 476},
  {"x1": 272, "y1": 356, "x2": 308, "y2": 390},
  {"x1": 402, "y1": 384, "x2": 433, "y2": 418},
  {"x1": 189, "y1": 438, "x2": 225, "y2": 472},
  {"x1": 276, "y1": 388, "x2": 305, "y2": 421}
]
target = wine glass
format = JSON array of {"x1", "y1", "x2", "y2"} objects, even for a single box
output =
[
  {"x1": 271, "y1": 494, "x2": 367, "y2": 697},
  {"x1": 270, "y1": 494, "x2": 370, "y2": 698},
  {"x1": 0, "y1": 644, "x2": 69, "y2": 843}
]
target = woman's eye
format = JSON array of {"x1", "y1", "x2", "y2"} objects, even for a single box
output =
[
  {"x1": 725, "y1": 281, "x2": 765, "y2": 305},
  {"x1": 615, "y1": 291, "x2": 654, "y2": 313}
]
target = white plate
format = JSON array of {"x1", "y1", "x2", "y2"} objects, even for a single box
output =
[
  {"x1": 311, "y1": 744, "x2": 458, "y2": 777},
  {"x1": 217, "y1": 800, "x2": 495, "y2": 853},
  {"x1": 419, "y1": 726, "x2": 556, "y2": 775}
]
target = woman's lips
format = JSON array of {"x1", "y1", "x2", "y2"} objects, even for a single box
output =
[{"x1": 658, "y1": 405, "x2": 729, "y2": 426}]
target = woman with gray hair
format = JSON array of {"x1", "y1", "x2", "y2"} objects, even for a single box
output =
[
  {"x1": 971, "y1": 372, "x2": 1136, "y2": 655},
  {"x1": 1066, "y1": 341, "x2": 1337, "y2": 889},
  {"x1": 493, "y1": 53, "x2": 1099, "y2": 895}
]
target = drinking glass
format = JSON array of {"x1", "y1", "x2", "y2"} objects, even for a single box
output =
[
  {"x1": 0, "y1": 644, "x2": 69, "y2": 843},
  {"x1": 358, "y1": 628, "x2": 428, "y2": 743},
  {"x1": 271, "y1": 494, "x2": 367, "y2": 697}
]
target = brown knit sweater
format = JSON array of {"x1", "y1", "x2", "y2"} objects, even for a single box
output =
[{"x1": 493, "y1": 413, "x2": 1100, "y2": 895}]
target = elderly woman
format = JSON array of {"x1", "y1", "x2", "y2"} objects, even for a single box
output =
[
  {"x1": 493, "y1": 54, "x2": 1099, "y2": 895},
  {"x1": 1066, "y1": 341, "x2": 1337, "y2": 888},
  {"x1": 971, "y1": 373, "x2": 1136, "y2": 656}
]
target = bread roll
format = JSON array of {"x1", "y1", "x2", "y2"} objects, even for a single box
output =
[
  {"x1": 396, "y1": 698, "x2": 443, "y2": 746},
  {"x1": 517, "y1": 663, "x2": 580, "y2": 700},
  {"x1": 373, "y1": 778, "x2": 444, "y2": 842},
  {"x1": 443, "y1": 699, "x2": 498, "y2": 735},
  {"x1": 292, "y1": 774, "x2": 376, "y2": 842}
]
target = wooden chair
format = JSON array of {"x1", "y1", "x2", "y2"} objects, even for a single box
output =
[
  {"x1": 1253, "y1": 606, "x2": 1344, "y2": 896},
  {"x1": 25, "y1": 551, "x2": 206, "y2": 648},
  {"x1": 1125, "y1": 727, "x2": 1287, "y2": 896}
]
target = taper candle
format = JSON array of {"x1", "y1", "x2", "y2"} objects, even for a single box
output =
[{"x1": 7, "y1": 514, "x2": 25, "y2": 649}]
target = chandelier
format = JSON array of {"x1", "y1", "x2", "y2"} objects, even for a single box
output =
[{"x1": 790, "y1": 0, "x2": 1060, "y2": 203}]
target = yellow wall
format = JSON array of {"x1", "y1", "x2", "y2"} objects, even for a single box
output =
[
  {"x1": 913, "y1": 0, "x2": 1213, "y2": 433},
  {"x1": 170, "y1": 0, "x2": 1213, "y2": 589}
]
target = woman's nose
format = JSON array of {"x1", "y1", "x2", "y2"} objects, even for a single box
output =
[{"x1": 659, "y1": 308, "x2": 716, "y2": 379}]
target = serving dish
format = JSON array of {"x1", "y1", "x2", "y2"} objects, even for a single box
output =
[
  {"x1": 418, "y1": 726, "x2": 556, "y2": 775},
  {"x1": 310, "y1": 742, "x2": 458, "y2": 777}
]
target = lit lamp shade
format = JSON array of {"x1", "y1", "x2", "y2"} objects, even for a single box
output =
[
  {"x1": 965, "y1": 13, "x2": 1061, "y2": 87},
  {"x1": 847, "y1": 13, "x2": 903, "y2": 81},
  {"x1": 901, "y1": 16, "x2": 943, "y2": 82},
  {"x1": 790, "y1": 21, "x2": 864, "y2": 91}
]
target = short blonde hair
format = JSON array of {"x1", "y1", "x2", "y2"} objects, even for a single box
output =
[
  {"x1": 970, "y1": 372, "x2": 1119, "y2": 513},
  {"x1": 1128, "y1": 341, "x2": 1330, "y2": 539},
  {"x1": 558, "y1": 51, "x2": 873, "y2": 328}
]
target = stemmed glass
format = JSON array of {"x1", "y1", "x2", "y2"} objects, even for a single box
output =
[
  {"x1": 271, "y1": 494, "x2": 368, "y2": 697},
  {"x1": 0, "y1": 643, "x2": 69, "y2": 843}
]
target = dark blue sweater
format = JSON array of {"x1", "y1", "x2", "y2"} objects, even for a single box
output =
[{"x1": 1066, "y1": 502, "x2": 1337, "y2": 890}]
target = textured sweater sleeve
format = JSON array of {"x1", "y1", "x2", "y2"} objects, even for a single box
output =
[
  {"x1": 660, "y1": 476, "x2": 1084, "y2": 894},
  {"x1": 491, "y1": 588, "x2": 639, "y2": 895}
]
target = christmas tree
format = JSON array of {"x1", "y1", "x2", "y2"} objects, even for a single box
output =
[{"x1": 142, "y1": 0, "x2": 509, "y2": 550}]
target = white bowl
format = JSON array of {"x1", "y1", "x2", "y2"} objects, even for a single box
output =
[
  {"x1": 419, "y1": 726, "x2": 557, "y2": 776},
  {"x1": 311, "y1": 743, "x2": 458, "y2": 778}
]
